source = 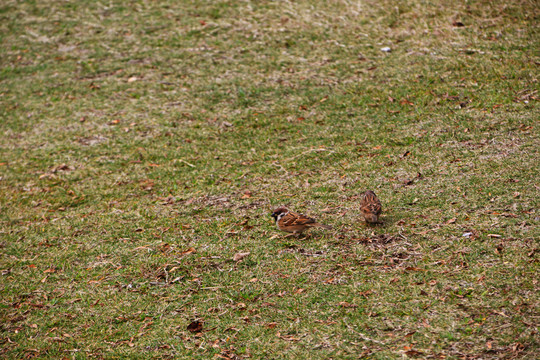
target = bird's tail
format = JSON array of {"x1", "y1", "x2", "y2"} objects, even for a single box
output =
[{"x1": 314, "y1": 223, "x2": 332, "y2": 230}]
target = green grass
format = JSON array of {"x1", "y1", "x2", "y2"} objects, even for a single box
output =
[{"x1": 1, "y1": 0, "x2": 538, "y2": 358}]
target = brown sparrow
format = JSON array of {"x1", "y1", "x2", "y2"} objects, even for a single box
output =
[
  {"x1": 271, "y1": 207, "x2": 331, "y2": 236},
  {"x1": 360, "y1": 190, "x2": 382, "y2": 224}
]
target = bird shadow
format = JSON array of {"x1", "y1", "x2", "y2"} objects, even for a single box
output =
[{"x1": 368, "y1": 214, "x2": 398, "y2": 228}]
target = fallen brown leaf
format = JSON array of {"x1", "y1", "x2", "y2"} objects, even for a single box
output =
[
  {"x1": 277, "y1": 332, "x2": 300, "y2": 342},
  {"x1": 400, "y1": 98, "x2": 414, "y2": 106},
  {"x1": 405, "y1": 267, "x2": 425, "y2": 271},
  {"x1": 187, "y1": 320, "x2": 203, "y2": 333},
  {"x1": 233, "y1": 252, "x2": 250, "y2": 262},
  {"x1": 339, "y1": 301, "x2": 358, "y2": 308},
  {"x1": 181, "y1": 247, "x2": 196, "y2": 255},
  {"x1": 404, "y1": 349, "x2": 424, "y2": 357}
]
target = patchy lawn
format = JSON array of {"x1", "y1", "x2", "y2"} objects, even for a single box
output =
[{"x1": 1, "y1": 0, "x2": 538, "y2": 358}]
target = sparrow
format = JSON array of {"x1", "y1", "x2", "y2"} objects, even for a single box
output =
[
  {"x1": 271, "y1": 207, "x2": 332, "y2": 236},
  {"x1": 360, "y1": 190, "x2": 382, "y2": 224}
]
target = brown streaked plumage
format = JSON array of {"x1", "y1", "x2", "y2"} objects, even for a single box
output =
[
  {"x1": 271, "y1": 207, "x2": 332, "y2": 236},
  {"x1": 360, "y1": 190, "x2": 382, "y2": 224}
]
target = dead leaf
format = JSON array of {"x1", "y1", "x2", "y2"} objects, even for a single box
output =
[
  {"x1": 233, "y1": 252, "x2": 250, "y2": 262},
  {"x1": 277, "y1": 332, "x2": 300, "y2": 342},
  {"x1": 512, "y1": 343, "x2": 525, "y2": 352},
  {"x1": 181, "y1": 247, "x2": 196, "y2": 256},
  {"x1": 404, "y1": 349, "x2": 424, "y2": 357},
  {"x1": 339, "y1": 301, "x2": 358, "y2": 308},
  {"x1": 403, "y1": 178, "x2": 414, "y2": 186},
  {"x1": 446, "y1": 218, "x2": 456, "y2": 225},
  {"x1": 187, "y1": 320, "x2": 203, "y2": 333},
  {"x1": 241, "y1": 190, "x2": 252, "y2": 199},
  {"x1": 39, "y1": 173, "x2": 56, "y2": 180},
  {"x1": 139, "y1": 179, "x2": 154, "y2": 191},
  {"x1": 359, "y1": 290, "x2": 373, "y2": 298},
  {"x1": 400, "y1": 98, "x2": 414, "y2": 106},
  {"x1": 51, "y1": 163, "x2": 70, "y2": 172},
  {"x1": 405, "y1": 267, "x2": 424, "y2": 271},
  {"x1": 160, "y1": 243, "x2": 171, "y2": 253}
]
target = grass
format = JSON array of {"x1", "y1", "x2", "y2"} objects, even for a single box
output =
[{"x1": 0, "y1": 0, "x2": 538, "y2": 358}]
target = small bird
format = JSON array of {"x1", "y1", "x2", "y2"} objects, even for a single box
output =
[
  {"x1": 271, "y1": 207, "x2": 332, "y2": 236},
  {"x1": 360, "y1": 190, "x2": 382, "y2": 224}
]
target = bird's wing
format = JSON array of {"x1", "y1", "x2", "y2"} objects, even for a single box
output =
[{"x1": 281, "y1": 211, "x2": 317, "y2": 226}]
